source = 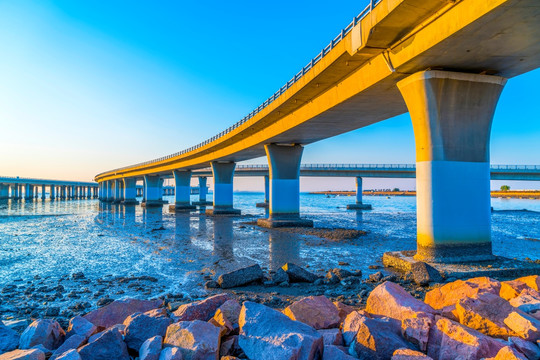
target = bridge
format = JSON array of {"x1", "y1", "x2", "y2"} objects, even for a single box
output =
[
  {"x1": 0, "y1": 176, "x2": 98, "y2": 200},
  {"x1": 94, "y1": 0, "x2": 540, "y2": 263}
]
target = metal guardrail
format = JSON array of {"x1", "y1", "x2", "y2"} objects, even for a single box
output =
[
  {"x1": 0, "y1": 176, "x2": 98, "y2": 185},
  {"x1": 207, "y1": 164, "x2": 540, "y2": 171},
  {"x1": 96, "y1": 0, "x2": 383, "y2": 177}
]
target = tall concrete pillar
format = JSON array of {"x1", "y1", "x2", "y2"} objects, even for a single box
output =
[
  {"x1": 193, "y1": 177, "x2": 211, "y2": 206},
  {"x1": 397, "y1": 70, "x2": 506, "y2": 263},
  {"x1": 347, "y1": 177, "x2": 372, "y2": 210},
  {"x1": 170, "y1": 170, "x2": 195, "y2": 212},
  {"x1": 0, "y1": 184, "x2": 9, "y2": 199},
  {"x1": 206, "y1": 162, "x2": 240, "y2": 215},
  {"x1": 257, "y1": 144, "x2": 312, "y2": 228},
  {"x1": 142, "y1": 175, "x2": 163, "y2": 207},
  {"x1": 113, "y1": 179, "x2": 123, "y2": 203},
  {"x1": 60, "y1": 186, "x2": 66, "y2": 200},
  {"x1": 11, "y1": 185, "x2": 17, "y2": 199},
  {"x1": 102, "y1": 181, "x2": 111, "y2": 202},
  {"x1": 123, "y1": 178, "x2": 139, "y2": 205},
  {"x1": 50, "y1": 186, "x2": 55, "y2": 200},
  {"x1": 256, "y1": 175, "x2": 270, "y2": 208},
  {"x1": 40, "y1": 185, "x2": 45, "y2": 200},
  {"x1": 24, "y1": 184, "x2": 32, "y2": 200}
]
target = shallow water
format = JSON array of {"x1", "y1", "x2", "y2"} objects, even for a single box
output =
[{"x1": 1, "y1": 193, "x2": 539, "y2": 298}]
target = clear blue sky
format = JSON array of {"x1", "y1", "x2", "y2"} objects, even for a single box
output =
[{"x1": 1, "y1": 0, "x2": 539, "y2": 191}]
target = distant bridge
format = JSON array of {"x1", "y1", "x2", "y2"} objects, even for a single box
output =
[{"x1": 0, "y1": 176, "x2": 98, "y2": 200}]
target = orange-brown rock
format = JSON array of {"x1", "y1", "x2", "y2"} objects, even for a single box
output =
[
  {"x1": 391, "y1": 348, "x2": 433, "y2": 360},
  {"x1": 427, "y1": 316, "x2": 504, "y2": 360},
  {"x1": 500, "y1": 280, "x2": 532, "y2": 301},
  {"x1": 342, "y1": 311, "x2": 371, "y2": 346},
  {"x1": 484, "y1": 346, "x2": 528, "y2": 360},
  {"x1": 424, "y1": 277, "x2": 501, "y2": 310},
  {"x1": 366, "y1": 282, "x2": 436, "y2": 322},
  {"x1": 509, "y1": 288, "x2": 540, "y2": 314},
  {"x1": 503, "y1": 310, "x2": 540, "y2": 341},
  {"x1": 509, "y1": 336, "x2": 540, "y2": 359},
  {"x1": 515, "y1": 275, "x2": 540, "y2": 292},
  {"x1": 283, "y1": 295, "x2": 340, "y2": 330},
  {"x1": 208, "y1": 299, "x2": 241, "y2": 335},
  {"x1": 401, "y1": 312, "x2": 432, "y2": 352},
  {"x1": 334, "y1": 301, "x2": 356, "y2": 323}
]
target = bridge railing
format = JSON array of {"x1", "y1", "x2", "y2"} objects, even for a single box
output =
[
  {"x1": 96, "y1": 0, "x2": 384, "y2": 177},
  {"x1": 0, "y1": 176, "x2": 97, "y2": 185}
]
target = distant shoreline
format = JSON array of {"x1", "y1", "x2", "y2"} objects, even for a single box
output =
[{"x1": 310, "y1": 190, "x2": 540, "y2": 199}]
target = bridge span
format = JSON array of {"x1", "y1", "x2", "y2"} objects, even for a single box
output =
[
  {"x1": 95, "y1": 0, "x2": 540, "y2": 263},
  {"x1": 0, "y1": 176, "x2": 98, "y2": 200}
]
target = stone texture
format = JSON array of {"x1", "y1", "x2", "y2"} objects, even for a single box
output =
[
  {"x1": 322, "y1": 345, "x2": 357, "y2": 360},
  {"x1": 83, "y1": 298, "x2": 163, "y2": 328},
  {"x1": 78, "y1": 328, "x2": 130, "y2": 360},
  {"x1": 123, "y1": 308, "x2": 172, "y2": 351},
  {"x1": 391, "y1": 348, "x2": 433, "y2": 360},
  {"x1": 504, "y1": 310, "x2": 540, "y2": 342},
  {"x1": 317, "y1": 329, "x2": 343, "y2": 346},
  {"x1": 270, "y1": 268, "x2": 288, "y2": 284},
  {"x1": 164, "y1": 320, "x2": 220, "y2": 360},
  {"x1": 217, "y1": 264, "x2": 264, "y2": 289},
  {"x1": 342, "y1": 311, "x2": 370, "y2": 346},
  {"x1": 55, "y1": 350, "x2": 81, "y2": 360},
  {"x1": 238, "y1": 301, "x2": 323, "y2": 360},
  {"x1": 0, "y1": 349, "x2": 45, "y2": 360},
  {"x1": 50, "y1": 335, "x2": 86, "y2": 360},
  {"x1": 173, "y1": 294, "x2": 231, "y2": 322},
  {"x1": 219, "y1": 336, "x2": 239, "y2": 358},
  {"x1": 485, "y1": 346, "x2": 528, "y2": 360},
  {"x1": 158, "y1": 347, "x2": 183, "y2": 360},
  {"x1": 350, "y1": 315, "x2": 413, "y2": 360},
  {"x1": 410, "y1": 262, "x2": 442, "y2": 286},
  {"x1": 281, "y1": 263, "x2": 319, "y2": 283},
  {"x1": 0, "y1": 324, "x2": 20, "y2": 354},
  {"x1": 509, "y1": 336, "x2": 540, "y2": 360},
  {"x1": 424, "y1": 277, "x2": 501, "y2": 310},
  {"x1": 501, "y1": 280, "x2": 532, "y2": 301},
  {"x1": 427, "y1": 316, "x2": 504, "y2": 360},
  {"x1": 139, "y1": 336, "x2": 163, "y2": 360},
  {"x1": 515, "y1": 276, "x2": 540, "y2": 292},
  {"x1": 401, "y1": 312, "x2": 432, "y2": 352},
  {"x1": 509, "y1": 288, "x2": 540, "y2": 314},
  {"x1": 366, "y1": 282, "x2": 436, "y2": 322},
  {"x1": 283, "y1": 296, "x2": 340, "y2": 329},
  {"x1": 19, "y1": 319, "x2": 65, "y2": 351},
  {"x1": 333, "y1": 301, "x2": 356, "y2": 324},
  {"x1": 209, "y1": 299, "x2": 241, "y2": 336},
  {"x1": 66, "y1": 317, "x2": 97, "y2": 340}
]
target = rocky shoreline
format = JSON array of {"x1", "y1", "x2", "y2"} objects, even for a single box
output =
[{"x1": 1, "y1": 262, "x2": 540, "y2": 360}]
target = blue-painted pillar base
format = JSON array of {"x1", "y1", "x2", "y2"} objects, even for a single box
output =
[
  {"x1": 169, "y1": 170, "x2": 196, "y2": 212},
  {"x1": 122, "y1": 178, "x2": 139, "y2": 205},
  {"x1": 347, "y1": 177, "x2": 372, "y2": 210},
  {"x1": 193, "y1": 176, "x2": 212, "y2": 206},
  {"x1": 142, "y1": 175, "x2": 166, "y2": 207},
  {"x1": 206, "y1": 162, "x2": 240, "y2": 215},
  {"x1": 256, "y1": 175, "x2": 270, "y2": 208},
  {"x1": 257, "y1": 144, "x2": 313, "y2": 228}
]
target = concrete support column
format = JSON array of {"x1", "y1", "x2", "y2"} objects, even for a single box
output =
[
  {"x1": 122, "y1": 178, "x2": 139, "y2": 205},
  {"x1": 50, "y1": 186, "x2": 55, "y2": 200},
  {"x1": 206, "y1": 162, "x2": 240, "y2": 215},
  {"x1": 103, "y1": 181, "x2": 112, "y2": 202},
  {"x1": 193, "y1": 177, "x2": 211, "y2": 206},
  {"x1": 0, "y1": 184, "x2": 9, "y2": 199},
  {"x1": 347, "y1": 177, "x2": 372, "y2": 210},
  {"x1": 170, "y1": 170, "x2": 195, "y2": 212},
  {"x1": 397, "y1": 70, "x2": 506, "y2": 263},
  {"x1": 40, "y1": 185, "x2": 45, "y2": 200},
  {"x1": 24, "y1": 184, "x2": 32, "y2": 200},
  {"x1": 113, "y1": 180, "x2": 123, "y2": 203},
  {"x1": 142, "y1": 175, "x2": 163, "y2": 207},
  {"x1": 11, "y1": 185, "x2": 17, "y2": 199},
  {"x1": 60, "y1": 186, "x2": 66, "y2": 200},
  {"x1": 256, "y1": 175, "x2": 270, "y2": 208},
  {"x1": 257, "y1": 144, "x2": 312, "y2": 227}
]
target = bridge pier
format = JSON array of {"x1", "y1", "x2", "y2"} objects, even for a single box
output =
[
  {"x1": 256, "y1": 175, "x2": 270, "y2": 208},
  {"x1": 142, "y1": 175, "x2": 164, "y2": 207},
  {"x1": 0, "y1": 184, "x2": 8, "y2": 199},
  {"x1": 257, "y1": 144, "x2": 313, "y2": 228},
  {"x1": 347, "y1": 177, "x2": 372, "y2": 210},
  {"x1": 50, "y1": 185, "x2": 55, "y2": 200},
  {"x1": 170, "y1": 170, "x2": 196, "y2": 212},
  {"x1": 122, "y1": 178, "x2": 139, "y2": 205},
  {"x1": 397, "y1": 70, "x2": 506, "y2": 263},
  {"x1": 24, "y1": 184, "x2": 32, "y2": 201},
  {"x1": 206, "y1": 162, "x2": 240, "y2": 215},
  {"x1": 193, "y1": 176, "x2": 211, "y2": 206},
  {"x1": 112, "y1": 180, "x2": 123, "y2": 203}
]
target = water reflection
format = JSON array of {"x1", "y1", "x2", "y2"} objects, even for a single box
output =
[
  {"x1": 142, "y1": 207, "x2": 163, "y2": 230},
  {"x1": 174, "y1": 212, "x2": 191, "y2": 243},
  {"x1": 213, "y1": 216, "x2": 234, "y2": 260},
  {"x1": 268, "y1": 231, "x2": 300, "y2": 272}
]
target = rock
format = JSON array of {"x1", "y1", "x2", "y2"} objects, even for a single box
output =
[
  {"x1": 204, "y1": 281, "x2": 219, "y2": 289},
  {"x1": 333, "y1": 301, "x2": 356, "y2": 323},
  {"x1": 366, "y1": 282, "x2": 436, "y2": 322},
  {"x1": 173, "y1": 293, "x2": 231, "y2": 322},
  {"x1": 424, "y1": 277, "x2": 501, "y2": 310},
  {"x1": 164, "y1": 320, "x2": 220, "y2": 360},
  {"x1": 515, "y1": 276, "x2": 540, "y2": 292},
  {"x1": 401, "y1": 312, "x2": 432, "y2": 352},
  {"x1": 509, "y1": 288, "x2": 540, "y2": 314},
  {"x1": 19, "y1": 319, "x2": 65, "y2": 351},
  {"x1": 322, "y1": 345, "x2": 357, "y2": 360},
  {"x1": 0, "y1": 349, "x2": 45, "y2": 360},
  {"x1": 55, "y1": 350, "x2": 81, "y2": 360},
  {"x1": 29, "y1": 346, "x2": 50, "y2": 358},
  {"x1": 485, "y1": 346, "x2": 528, "y2": 360},
  {"x1": 317, "y1": 329, "x2": 342, "y2": 346},
  {"x1": 0, "y1": 324, "x2": 20, "y2": 354},
  {"x1": 350, "y1": 315, "x2": 414, "y2": 360},
  {"x1": 501, "y1": 280, "x2": 532, "y2": 301},
  {"x1": 427, "y1": 316, "x2": 504, "y2": 360},
  {"x1": 283, "y1": 296, "x2": 340, "y2": 329},
  {"x1": 342, "y1": 310, "x2": 370, "y2": 346},
  {"x1": 369, "y1": 272, "x2": 384, "y2": 282},
  {"x1": 209, "y1": 299, "x2": 241, "y2": 334},
  {"x1": 83, "y1": 298, "x2": 163, "y2": 328},
  {"x1": 331, "y1": 268, "x2": 355, "y2": 280},
  {"x1": 158, "y1": 347, "x2": 183, "y2": 360},
  {"x1": 340, "y1": 276, "x2": 361, "y2": 287},
  {"x1": 50, "y1": 335, "x2": 85, "y2": 360},
  {"x1": 66, "y1": 317, "x2": 97, "y2": 340},
  {"x1": 238, "y1": 301, "x2": 323, "y2": 360},
  {"x1": 504, "y1": 310, "x2": 540, "y2": 342},
  {"x1": 270, "y1": 269, "x2": 289, "y2": 284},
  {"x1": 281, "y1": 263, "x2": 319, "y2": 283},
  {"x1": 218, "y1": 264, "x2": 264, "y2": 289},
  {"x1": 509, "y1": 336, "x2": 540, "y2": 360},
  {"x1": 139, "y1": 336, "x2": 162, "y2": 360},
  {"x1": 123, "y1": 308, "x2": 172, "y2": 351},
  {"x1": 78, "y1": 328, "x2": 130, "y2": 360},
  {"x1": 219, "y1": 336, "x2": 238, "y2": 357},
  {"x1": 391, "y1": 348, "x2": 433, "y2": 359},
  {"x1": 410, "y1": 262, "x2": 442, "y2": 286},
  {"x1": 3, "y1": 320, "x2": 29, "y2": 334},
  {"x1": 325, "y1": 272, "x2": 340, "y2": 285}
]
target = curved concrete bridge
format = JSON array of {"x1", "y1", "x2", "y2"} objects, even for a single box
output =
[
  {"x1": 95, "y1": 0, "x2": 540, "y2": 263},
  {"x1": 0, "y1": 176, "x2": 98, "y2": 200}
]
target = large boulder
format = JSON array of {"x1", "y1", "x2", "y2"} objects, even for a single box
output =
[
  {"x1": 366, "y1": 282, "x2": 436, "y2": 322},
  {"x1": 281, "y1": 263, "x2": 319, "y2": 283},
  {"x1": 317, "y1": 329, "x2": 343, "y2": 346},
  {"x1": 410, "y1": 262, "x2": 442, "y2": 286},
  {"x1": 427, "y1": 316, "x2": 504, "y2": 360},
  {"x1": 163, "y1": 320, "x2": 220, "y2": 360},
  {"x1": 78, "y1": 328, "x2": 130, "y2": 360},
  {"x1": 484, "y1": 346, "x2": 528, "y2": 360},
  {"x1": 509, "y1": 336, "x2": 540, "y2": 360},
  {"x1": 424, "y1": 277, "x2": 501, "y2": 310},
  {"x1": 209, "y1": 299, "x2": 241, "y2": 335},
  {"x1": 333, "y1": 301, "x2": 356, "y2": 323},
  {"x1": 217, "y1": 264, "x2": 264, "y2": 289},
  {"x1": 55, "y1": 350, "x2": 81, "y2": 360},
  {"x1": 504, "y1": 310, "x2": 540, "y2": 341},
  {"x1": 238, "y1": 301, "x2": 323, "y2": 360},
  {"x1": 342, "y1": 311, "x2": 371, "y2": 346},
  {"x1": 139, "y1": 336, "x2": 162, "y2": 360},
  {"x1": 158, "y1": 347, "x2": 183, "y2": 360},
  {"x1": 509, "y1": 288, "x2": 540, "y2": 314},
  {"x1": 0, "y1": 324, "x2": 20, "y2": 354},
  {"x1": 515, "y1": 276, "x2": 540, "y2": 292},
  {"x1": 83, "y1": 298, "x2": 163, "y2": 328},
  {"x1": 500, "y1": 280, "x2": 532, "y2": 301},
  {"x1": 123, "y1": 308, "x2": 172, "y2": 351},
  {"x1": 283, "y1": 296, "x2": 340, "y2": 329},
  {"x1": 173, "y1": 294, "x2": 231, "y2": 322},
  {"x1": 391, "y1": 348, "x2": 433, "y2": 360},
  {"x1": 401, "y1": 312, "x2": 432, "y2": 352},
  {"x1": 322, "y1": 345, "x2": 357, "y2": 360},
  {"x1": 19, "y1": 319, "x2": 65, "y2": 351},
  {"x1": 0, "y1": 349, "x2": 45, "y2": 360},
  {"x1": 66, "y1": 317, "x2": 97, "y2": 340},
  {"x1": 350, "y1": 315, "x2": 414, "y2": 360},
  {"x1": 50, "y1": 335, "x2": 85, "y2": 360}
]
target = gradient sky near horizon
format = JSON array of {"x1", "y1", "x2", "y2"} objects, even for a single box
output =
[{"x1": 1, "y1": 0, "x2": 539, "y2": 191}]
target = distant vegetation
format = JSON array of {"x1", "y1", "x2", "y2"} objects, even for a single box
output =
[{"x1": 500, "y1": 185, "x2": 511, "y2": 191}]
